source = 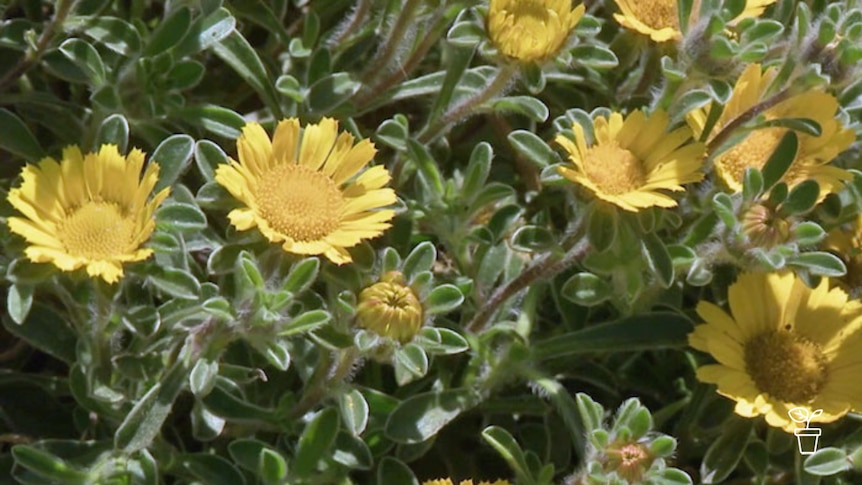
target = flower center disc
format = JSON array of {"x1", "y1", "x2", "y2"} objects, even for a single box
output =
[
  {"x1": 58, "y1": 202, "x2": 135, "y2": 259},
  {"x1": 256, "y1": 163, "x2": 344, "y2": 242},
  {"x1": 626, "y1": 0, "x2": 678, "y2": 30},
  {"x1": 583, "y1": 142, "x2": 647, "y2": 195},
  {"x1": 717, "y1": 127, "x2": 786, "y2": 185},
  {"x1": 744, "y1": 331, "x2": 828, "y2": 403}
]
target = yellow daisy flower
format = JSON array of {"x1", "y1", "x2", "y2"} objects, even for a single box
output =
[
  {"x1": 555, "y1": 110, "x2": 705, "y2": 212},
  {"x1": 215, "y1": 118, "x2": 396, "y2": 265},
  {"x1": 6, "y1": 145, "x2": 170, "y2": 284},
  {"x1": 689, "y1": 272, "x2": 862, "y2": 432},
  {"x1": 423, "y1": 480, "x2": 511, "y2": 485},
  {"x1": 486, "y1": 0, "x2": 585, "y2": 63},
  {"x1": 613, "y1": 0, "x2": 777, "y2": 42},
  {"x1": 689, "y1": 63, "x2": 855, "y2": 197}
]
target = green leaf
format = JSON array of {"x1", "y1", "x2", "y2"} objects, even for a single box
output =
[
  {"x1": 332, "y1": 432, "x2": 373, "y2": 470},
  {"x1": 0, "y1": 108, "x2": 45, "y2": 160},
  {"x1": 228, "y1": 439, "x2": 269, "y2": 472},
  {"x1": 182, "y1": 453, "x2": 246, "y2": 485},
  {"x1": 493, "y1": 96, "x2": 549, "y2": 122},
  {"x1": 587, "y1": 203, "x2": 618, "y2": 252},
  {"x1": 11, "y1": 445, "x2": 90, "y2": 484},
  {"x1": 781, "y1": 179, "x2": 820, "y2": 215},
  {"x1": 508, "y1": 130, "x2": 556, "y2": 168},
  {"x1": 3, "y1": 303, "x2": 76, "y2": 363},
  {"x1": 157, "y1": 202, "x2": 208, "y2": 231},
  {"x1": 64, "y1": 16, "x2": 141, "y2": 55},
  {"x1": 282, "y1": 257, "x2": 320, "y2": 294},
  {"x1": 788, "y1": 252, "x2": 846, "y2": 277},
  {"x1": 174, "y1": 7, "x2": 235, "y2": 57},
  {"x1": 279, "y1": 310, "x2": 331, "y2": 337},
  {"x1": 760, "y1": 131, "x2": 798, "y2": 190},
  {"x1": 91, "y1": 117, "x2": 129, "y2": 160},
  {"x1": 337, "y1": 389, "x2": 370, "y2": 436},
  {"x1": 561, "y1": 273, "x2": 611, "y2": 306},
  {"x1": 377, "y1": 457, "x2": 419, "y2": 485},
  {"x1": 426, "y1": 284, "x2": 464, "y2": 315},
  {"x1": 308, "y1": 72, "x2": 361, "y2": 113},
  {"x1": 804, "y1": 448, "x2": 850, "y2": 476},
  {"x1": 385, "y1": 388, "x2": 479, "y2": 444},
  {"x1": 757, "y1": 117, "x2": 822, "y2": 137},
  {"x1": 58, "y1": 38, "x2": 106, "y2": 85},
  {"x1": 145, "y1": 6, "x2": 191, "y2": 56},
  {"x1": 375, "y1": 115, "x2": 409, "y2": 151},
  {"x1": 463, "y1": 143, "x2": 493, "y2": 198},
  {"x1": 742, "y1": 167, "x2": 764, "y2": 202},
  {"x1": 294, "y1": 408, "x2": 340, "y2": 477},
  {"x1": 7, "y1": 283, "x2": 34, "y2": 324},
  {"x1": 510, "y1": 225, "x2": 556, "y2": 253},
  {"x1": 152, "y1": 134, "x2": 195, "y2": 192},
  {"x1": 429, "y1": 43, "x2": 475, "y2": 122},
  {"x1": 795, "y1": 222, "x2": 826, "y2": 246},
  {"x1": 212, "y1": 30, "x2": 282, "y2": 117},
  {"x1": 194, "y1": 139, "x2": 228, "y2": 181},
  {"x1": 393, "y1": 343, "x2": 429, "y2": 385},
  {"x1": 403, "y1": 241, "x2": 436, "y2": 281},
  {"x1": 203, "y1": 381, "x2": 277, "y2": 423},
  {"x1": 643, "y1": 232, "x2": 674, "y2": 288},
  {"x1": 176, "y1": 104, "x2": 244, "y2": 138},
  {"x1": 149, "y1": 267, "x2": 201, "y2": 299},
  {"x1": 414, "y1": 327, "x2": 469, "y2": 355},
  {"x1": 258, "y1": 448, "x2": 287, "y2": 484},
  {"x1": 481, "y1": 426, "x2": 535, "y2": 485},
  {"x1": 570, "y1": 44, "x2": 619, "y2": 68},
  {"x1": 115, "y1": 359, "x2": 189, "y2": 452},
  {"x1": 712, "y1": 192, "x2": 736, "y2": 227},
  {"x1": 534, "y1": 312, "x2": 692, "y2": 360},
  {"x1": 700, "y1": 418, "x2": 753, "y2": 484},
  {"x1": 189, "y1": 358, "x2": 218, "y2": 397},
  {"x1": 407, "y1": 139, "x2": 444, "y2": 197}
]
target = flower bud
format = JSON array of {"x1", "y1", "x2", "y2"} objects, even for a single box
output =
[
  {"x1": 356, "y1": 271, "x2": 423, "y2": 343},
  {"x1": 741, "y1": 203, "x2": 789, "y2": 248},
  {"x1": 607, "y1": 442, "x2": 652, "y2": 483}
]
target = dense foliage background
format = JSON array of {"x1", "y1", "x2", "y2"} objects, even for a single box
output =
[{"x1": 1, "y1": 0, "x2": 862, "y2": 484}]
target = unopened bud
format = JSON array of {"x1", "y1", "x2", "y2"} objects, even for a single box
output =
[
  {"x1": 356, "y1": 271, "x2": 423, "y2": 343},
  {"x1": 741, "y1": 203, "x2": 789, "y2": 248}
]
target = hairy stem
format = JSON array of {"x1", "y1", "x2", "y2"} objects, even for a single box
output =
[
  {"x1": 360, "y1": 0, "x2": 422, "y2": 85},
  {"x1": 288, "y1": 347, "x2": 360, "y2": 419},
  {"x1": 419, "y1": 63, "x2": 519, "y2": 143},
  {"x1": 466, "y1": 238, "x2": 589, "y2": 334},
  {"x1": 706, "y1": 88, "x2": 791, "y2": 154},
  {"x1": 0, "y1": 0, "x2": 78, "y2": 91},
  {"x1": 329, "y1": 0, "x2": 373, "y2": 47}
]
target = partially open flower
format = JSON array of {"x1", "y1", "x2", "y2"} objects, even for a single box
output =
[
  {"x1": 556, "y1": 110, "x2": 705, "y2": 212},
  {"x1": 486, "y1": 0, "x2": 584, "y2": 63},
  {"x1": 356, "y1": 271, "x2": 424, "y2": 343},
  {"x1": 7, "y1": 145, "x2": 170, "y2": 283},
  {"x1": 606, "y1": 442, "x2": 652, "y2": 483},
  {"x1": 741, "y1": 203, "x2": 790, "y2": 248}
]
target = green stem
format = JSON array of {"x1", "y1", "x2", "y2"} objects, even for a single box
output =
[
  {"x1": 360, "y1": 0, "x2": 423, "y2": 85},
  {"x1": 0, "y1": 0, "x2": 78, "y2": 91},
  {"x1": 418, "y1": 63, "x2": 519, "y2": 143},
  {"x1": 288, "y1": 347, "x2": 360, "y2": 419},
  {"x1": 330, "y1": 0, "x2": 373, "y2": 47},
  {"x1": 466, "y1": 236, "x2": 589, "y2": 334}
]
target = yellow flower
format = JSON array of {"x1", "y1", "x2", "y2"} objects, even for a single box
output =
[
  {"x1": 688, "y1": 63, "x2": 854, "y2": 198},
  {"x1": 423, "y1": 480, "x2": 511, "y2": 485},
  {"x1": 487, "y1": 0, "x2": 585, "y2": 63},
  {"x1": 215, "y1": 118, "x2": 396, "y2": 265},
  {"x1": 689, "y1": 272, "x2": 862, "y2": 432},
  {"x1": 555, "y1": 110, "x2": 705, "y2": 212},
  {"x1": 356, "y1": 271, "x2": 423, "y2": 343},
  {"x1": 613, "y1": 0, "x2": 777, "y2": 42},
  {"x1": 6, "y1": 145, "x2": 169, "y2": 284}
]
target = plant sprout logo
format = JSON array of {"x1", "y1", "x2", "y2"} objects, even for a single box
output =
[{"x1": 788, "y1": 407, "x2": 823, "y2": 455}]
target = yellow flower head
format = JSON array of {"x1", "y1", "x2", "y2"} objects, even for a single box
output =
[
  {"x1": 689, "y1": 63, "x2": 855, "y2": 198},
  {"x1": 689, "y1": 272, "x2": 862, "y2": 432},
  {"x1": 6, "y1": 145, "x2": 170, "y2": 284},
  {"x1": 356, "y1": 271, "x2": 423, "y2": 343},
  {"x1": 555, "y1": 110, "x2": 705, "y2": 212},
  {"x1": 487, "y1": 0, "x2": 584, "y2": 63},
  {"x1": 423, "y1": 480, "x2": 511, "y2": 485},
  {"x1": 613, "y1": 0, "x2": 777, "y2": 42},
  {"x1": 215, "y1": 118, "x2": 396, "y2": 265}
]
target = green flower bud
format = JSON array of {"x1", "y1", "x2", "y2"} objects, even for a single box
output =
[{"x1": 356, "y1": 271, "x2": 424, "y2": 343}]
